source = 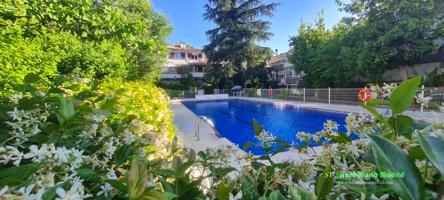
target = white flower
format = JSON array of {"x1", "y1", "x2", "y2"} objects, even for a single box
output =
[
  {"x1": 255, "y1": 130, "x2": 276, "y2": 147},
  {"x1": 7, "y1": 107, "x2": 23, "y2": 121},
  {"x1": 416, "y1": 93, "x2": 432, "y2": 107},
  {"x1": 24, "y1": 144, "x2": 84, "y2": 169},
  {"x1": 52, "y1": 147, "x2": 71, "y2": 165},
  {"x1": 312, "y1": 135, "x2": 320, "y2": 143},
  {"x1": 6, "y1": 121, "x2": 24, "y2": 132},
  {"x1": 297, "y1": 180, "x2": 314, "y2": 192},
  {"x1": 17, "y1": 184, "x2": 45, "y2": 200},
  {"x1": 82, "y1": 124, "x2": 99, "y2": 139},
  {"x1": 92, "y1": 115, "x2": 106, "y2": 123},
  {"x1": 146, "y1": 181, "x2": 156, "y2": 187},
  {"x1": 0, "y1": 186, "x2": 9, "y2": 196},
  {"x1": 97, "y1": 183, "x2": 113, "y2": 197},
  {"x1": 69, "y1": 149, "x2": 84, "y2": 170},
  {"x1": 9, "y1": 93, "x2": 24, "y2": 104},
  {"x1": 370, "y1": 194, "x2": 389, "y2": 200},
  {"x1": 35, "y1": 172, "x2": 56, "y2": 188},
  {"x1": 370, "y1": 85, "x2": 381, "y2": 93},
  {"x1": 24, "y1": 144, "x2": 49, "y2": 162},
  {"x1": 230, "y1": 192, "x2": 242, "y2": 200},
  {"x1": 56, "y1": 178, "x2": 91, "y2": 200},
  {"x1": 323, "y1": 120, "x2": 339, "y2": 132},
  {"x1": 296, "y1": 131, "x2": 312, "y2": 141},
  {"x1": 123, "y1": 129, "x2": 136, "y2": 144},
  {"x1": 18, "y1": 184, "x2": 39, "y2": 200},
  {"x1": 31, "y1": 125, "x2": 41, "y2": 135},
  {"x1": 106, "y1": 168, "x2": 118, "y2": 180},
  {"x1": 381, "y1": 83, "x2": 397, "y2": 98},
  {"x1": 0, "y1": 146, "x2": 24, "y2": 166},
  {"x1": 345, "y1": 112, "x2": 376, "y2": 136},
  {"x1": 105, "y1": 140, "x2": 117, "y2": 158}
]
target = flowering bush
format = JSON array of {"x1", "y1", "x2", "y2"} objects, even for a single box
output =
[
  {"x1": 1, "y1": 75, "x2": 443, "y2": 200},
  {"x1": 0, "y1": 74, "x2": 177, "y2": 199}
]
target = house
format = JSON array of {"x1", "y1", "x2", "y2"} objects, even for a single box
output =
[
  {"x1": 266, "y1": 50, "x2": 302, "y2": 87},
  {"x1": 161, "y1": 43, "x2": 207, "y2": 80}
]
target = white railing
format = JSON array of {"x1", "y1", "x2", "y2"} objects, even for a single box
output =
[
  {"x1": 166, "y1": 86, "x2": 444, "y2": 112},
  {"x1": 191, "y1": 72, "x2": 205, "y2": 78},
  {"x1": 160, "y1": 73, "x2": 182, "y2": 79}
]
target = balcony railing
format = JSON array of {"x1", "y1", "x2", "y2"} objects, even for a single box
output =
[
  {"x1": 160, "y1": 73, "x2": 182, "y2": 79},
  {"x1": 191, "y1": 72, "x2": 205, "y2": 78}
]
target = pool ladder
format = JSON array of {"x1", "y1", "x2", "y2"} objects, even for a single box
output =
[{"x1": 194, "y1": 116, "x2": 221, "y2": 141}]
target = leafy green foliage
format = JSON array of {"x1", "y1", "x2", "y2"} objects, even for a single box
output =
[
  {"x1": 289, "y1": 187, "x2": 316, "y2": 200},
  {"x1": 203, "y1": 0, "x2": 276, "y2": 86},
  {"x1": 0, "y1": 0, "x2": 171, "y2": 94},
  {"x1": 253, "y1": 118, "x2": 263, "y2": 136},
  {"x1": 416, "y1": 134, "x2": 444, "y2": 175},
  {"x1": 241, "y1": 175, "x2": 260, "y2": 200},
  {"x1": 368, "y1": 134, "x2": 425, "y2": 200},
  {"x1": 0, "y1": 163, "x2": 41, "y2": 187},
  {"x1": 315, "y1": 165, "x2": 333, "y2": 199},
  {"x1": 290, "y1": 0, "x2": 444, "y2": 87},
  {"x1": 57, "y1": 97, "x2": 75, "y2": 126},
  {"x1": 389, "y1": 77, "x2": 422, "y2": 115},
  {"x1": 127, "y1": 158, "x2": 149, "y2": 199},
  {"x1": 0, "y1": 74, "x2": 176, "y2": 198}
]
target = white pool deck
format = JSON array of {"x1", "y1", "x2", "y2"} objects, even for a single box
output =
[{"x1": 171, "y1": 97, "x2": 443, "y2": 167}]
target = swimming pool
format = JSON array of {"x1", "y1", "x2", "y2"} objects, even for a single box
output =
[{"x1": 183, "y1": 99, "x2": 354, "y2": 155}]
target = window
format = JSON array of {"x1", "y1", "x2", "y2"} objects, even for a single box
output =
[
  {"x1": 286, "y1": 69, "x2": 293, "y2": 78},
  {"x1": 198, "y1": 53, "x2": 202, "y2": 59},
  {"x1": 180, "y1": 52, "x2": 185, "y2": 58},
  {"x1": 194, "y1": 65, "x2": 204, "y2": 72},
  {"x1": 188, "y1": 53, "x2": 198, "y2": 60},
  {"x1": 164, "y1": 67, "x2": 176, "y2": 73},
  {"x1": 174, "y1": 52, "x2": 181, "y2": 59}
]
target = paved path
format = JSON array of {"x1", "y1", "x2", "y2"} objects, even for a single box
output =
[{"x1": 171, "y1": 102, "x2": 247, "y2": 169}]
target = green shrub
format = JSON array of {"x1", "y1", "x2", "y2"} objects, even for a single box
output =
[
  {"x1": 0, "y1": 74, "x2": 177, "y2": 199},
  {"x1": 0, "y1": 0, "x2": 171, "y2": 94},
  {"x1": 245, "y1": 88, "x2": 259, "y2": 97},
  {"x1": 279, "y1": 89, "x2": 292, "y2": 100}
]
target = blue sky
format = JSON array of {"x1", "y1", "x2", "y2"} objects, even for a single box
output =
[{"x1": 151, "y1": 0, "x2": 347, "y2": 53}]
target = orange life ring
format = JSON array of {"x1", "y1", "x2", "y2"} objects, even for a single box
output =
[
  {"x1": 358, "y1": 89, "x2": 371, "y2": 102},
  {"x1": 268, "y1": 88, "x2": 273, "y2": 97}
]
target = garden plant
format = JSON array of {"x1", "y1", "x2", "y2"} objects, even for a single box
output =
[{"x1": 1, "y1": 0, "x2": 444, "y2": 199}]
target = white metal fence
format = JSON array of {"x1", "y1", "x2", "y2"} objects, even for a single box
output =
[{"x1": 166, "y1": 86, "x2": 444, "y2": 112}]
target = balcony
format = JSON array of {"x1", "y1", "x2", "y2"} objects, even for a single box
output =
[
  {"x1": 191, "y1": 72, "x2": 205, "y2": 78},
  {"x1": 160, "y1": 73, "x2": 182, "y2": 79}
]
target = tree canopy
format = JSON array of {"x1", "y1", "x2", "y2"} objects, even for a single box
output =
[
  {"x1": 290, "y1": 0, "x2": 444, "y2": 87},
  {"x1": 0, "y1": 0, "x2": 171, "y2": 93},
  {"x1": 203, "y1": 0, "x2": 277, "y2": 88}
]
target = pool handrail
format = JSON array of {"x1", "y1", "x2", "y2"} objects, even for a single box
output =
[{"x1": 194, "y1": 116, "x2": 221, "y2": 140}]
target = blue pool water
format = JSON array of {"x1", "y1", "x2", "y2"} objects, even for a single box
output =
[{"x1": 183, "y1": 99, "x2": 354, "y2": 155}]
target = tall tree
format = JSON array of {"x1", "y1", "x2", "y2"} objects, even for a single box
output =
[
  {"x1": 203, "y1": 0, "x2": 277, "y2": 87},
  {"x1": 290, "y1": 0, "x2": 444, "y2": 87},
  {"x1": 337, "y1": 0, "x2": 444, "y2": 73}
]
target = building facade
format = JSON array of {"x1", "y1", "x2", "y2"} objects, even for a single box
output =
[
  {"x1": 161, "y1": 43, "x2": 207, "y2": 80},
  {"x1": 266, "y1": 50, "x2": 302, "y2": 87}
]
